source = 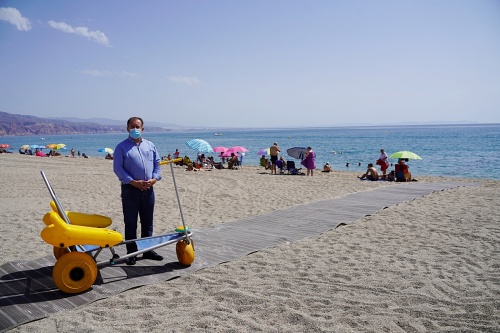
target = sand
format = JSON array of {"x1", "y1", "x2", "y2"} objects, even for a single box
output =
[{"x1": 1, "y1": 153, "x2": 499, "y2": 332}]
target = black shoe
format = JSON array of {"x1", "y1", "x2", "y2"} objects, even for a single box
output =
[
  {"x1": 126, "y1": 256, "x2": 136, "y2": 265},
  {"x1": 142, "y1": 250, "x2": 163, "y2": 261}
]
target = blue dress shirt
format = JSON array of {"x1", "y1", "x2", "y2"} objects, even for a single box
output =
[{"x1": 113, "y1": 137, "x2": 162, "y2": 185}]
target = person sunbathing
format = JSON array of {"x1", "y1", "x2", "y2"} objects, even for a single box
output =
[
  {"x1": 323, "y1": 162, "x2": 333, "y2": 172},
  {"x1": 359, "y1": 163, "x2": 379, "y2": 181},
  {"x1": 228, "y1": 153, "x2": 239, "y2": 169},
  {"x1": 260, "y1": 155, "x2": 270, "y2": 169}
]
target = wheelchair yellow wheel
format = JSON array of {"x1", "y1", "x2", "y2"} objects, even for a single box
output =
[
  {"x1": 52, "y1": 252, "x2": 98, "y2": 294},
  {"x1": 176, "y1": 238, "x2": 195, "y2": 266},
  {"x1": 53, "y1": 246, "x2": 70, "y2": 260}
]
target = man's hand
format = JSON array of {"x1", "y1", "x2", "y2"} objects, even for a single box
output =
[
  {"x1": 130, "y1": 179, "x2": 153, "y2": 191},
  {"x1": 143, "y1": 178, "x2": 157, "y2": 190}
]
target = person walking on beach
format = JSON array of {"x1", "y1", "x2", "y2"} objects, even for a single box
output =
[
  {"x1": 301, "y1": 146, "x2": 316, "y2": 176},
  {"x1": 376, "y1": 148, "x2": 389, "y2": 179},
  {"x1": 269, "y1": 142, "x2": 280, "y2": 174},
  {"x1": 113, "y1": 116, "x2": 163, "y2": 265}
]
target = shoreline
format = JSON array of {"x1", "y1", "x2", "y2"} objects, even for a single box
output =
[{"x1": 1, "y1": 154, "x2": 499, "y2": 332}]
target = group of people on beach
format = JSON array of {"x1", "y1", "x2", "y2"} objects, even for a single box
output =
[
  {"x1": 359, "y1": 149, "x2": 412, "y2": 182},
  {"x1": 111, "y1": 116, "x2": 420, "y2": 268},
  {"x1": 267, "y1": 142, "x2": 317, "y2": 176}
]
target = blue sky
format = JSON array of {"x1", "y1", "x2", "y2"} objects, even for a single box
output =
[{"x1": 1, "y1": 1, "x2": 499, "y2": 128}]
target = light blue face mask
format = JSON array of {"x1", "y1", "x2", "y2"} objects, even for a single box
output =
[{"x1": 129, "y1": 128, "x2": 142, "y2": 139}]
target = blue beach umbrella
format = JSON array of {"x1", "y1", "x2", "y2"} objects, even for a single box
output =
[
  {"x1": 185, "y1": 139, "x2": 213, "y2": 153},
  {"x1": 98, "y1": 147, "x2": 114, "y2": 154}
]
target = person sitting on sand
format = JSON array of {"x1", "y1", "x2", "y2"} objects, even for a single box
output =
[
  {"x1": 359, "y1": 163, "x2": 379, "y2": 181},
  {"x1": 276, "y1": 155, "x2": 287, "y2": 173},
  {"x1": 323, "y1": 162, "x2": 333, "y2": 173},
  {"x1": 260, "y1": 155, "x2": 270, "y2": 169},
  {"x1": 279, "y1": 156, "x2": 287, "y2": 168},
  {"x1": 228, "y1": 153, "x2": 239, "y2": 169},
  {"x1": 105, "y1": 153, "x2": 113, "y2": 160},
  {"x1": 205, "y1": 156, "x2": 215, "y2": 169}
]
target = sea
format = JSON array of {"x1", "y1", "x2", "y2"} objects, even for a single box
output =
[{"x1": 2, "y1": 124, "x2": 499, "y2": 180}]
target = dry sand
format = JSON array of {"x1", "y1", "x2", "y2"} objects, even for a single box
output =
[{"x1": 1, "y1": 153, "x2": 499, "y2": 332}]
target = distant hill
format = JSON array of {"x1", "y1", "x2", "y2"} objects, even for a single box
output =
[
  {"x1": 50, "y1": 116, "x2": 184, "y2": 129},
  {"x1": 0, "y1": 111, "x2": 171, "y2": 136}
]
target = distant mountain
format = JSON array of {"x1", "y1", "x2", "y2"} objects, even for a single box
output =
[
  {"x1": 0, "y1": 111, "x2": 171, "y2": 136},
  {"x1": 50, "y1": 116, "x2": 184, "y2": 129},
  {"x1": 48, "y1": 116, "x2": 124, "y2": 126}
]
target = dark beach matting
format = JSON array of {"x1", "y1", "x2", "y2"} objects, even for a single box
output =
[{"x1": 0, "y1": 181, "x2": 478, "y2": 331}]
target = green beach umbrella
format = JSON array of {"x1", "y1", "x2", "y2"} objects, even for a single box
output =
[{"x1": 389, "y1": 151, "x2": 422, "y2": 160}]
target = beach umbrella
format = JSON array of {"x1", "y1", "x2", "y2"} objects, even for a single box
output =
[
  {"x1": 0, "y1": 144, "x2": 11, "y2": 149},
  {"x1": 257, "y1": 148, "x2": 270, "y2": 155},
  {"x1": 45, "y1": 143, "x2": 56, "y2": 148},
  {"x1": 389, "y1": 151, "x2": 422, "y2": 160},
  {"x1": 98, "y1": 147, "x2": 114, "y2": 154},
  {"x1": 20, "y1": 145, "x2": 30, "y2": 150},
  {"x1": 228, "y1": 146, "x2": 249, "y2": 153},
  {"x1": 213, "y1": 146, "x2": 228, "y2": 153},
  {"x1": 185, "y1": 139, "x2": 213, "y2": 153},
  {"x1": 53, "y1": 144, "x2": 66, "y2": 150},
  {"x1": 221, "y1": 150, "x2": 239, "y2": 158},
  {"x1": 287, "y1": 147, "x2": 308, "y2": 160}
]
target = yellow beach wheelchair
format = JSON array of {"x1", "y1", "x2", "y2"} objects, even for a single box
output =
[{"x1": 39, "y1": 158, "x2": 194, "y2": 294}]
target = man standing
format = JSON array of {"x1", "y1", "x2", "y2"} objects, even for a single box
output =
[
  {"x1": 377, "y1": 148, "x2": 389, "y2": 179},
  {"x1": 269, "y1": 142, "x2": 280, "y2": 174},
  {"x1": 113, "y1": 117, "x2": 163, "y2": 265}
]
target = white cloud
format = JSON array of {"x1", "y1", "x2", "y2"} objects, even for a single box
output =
[
  {"x1": 81, "y1": 69, "x2": 109, "y2": 76},
  {"x1": 0, "y1": 7, "x2": 31, "y2": 31},
  {"x1": 48, "y1": 20, "x2": 109, "y2": 46},
  {"x1": 169, "y1": 76, "x2": 202, "y2": 85},
  {"x1": 81, "y1": 69, "x2": 139, "y2": 77}
]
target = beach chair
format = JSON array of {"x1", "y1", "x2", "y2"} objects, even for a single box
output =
[
  {"x1": 276, "y1": 159, "x2": 285, "y2": 174},
  {"x1": 286, "y1": 161, "x2": 303, "y2": 175},
  {"x1": 395, "y1": 163, "x2": 410, "y2": 182}
]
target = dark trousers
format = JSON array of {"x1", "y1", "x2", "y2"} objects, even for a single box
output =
[{"x1": 121, "y1": 185, "x2": 155, "y2": 254}]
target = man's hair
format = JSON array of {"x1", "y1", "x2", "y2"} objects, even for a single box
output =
[
  {"x1": 368, "y1": 163, "x2": 374, "y2": 167},
  {"x1": 127, "y1": 117, "x2": 144, "y2": 127}
]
